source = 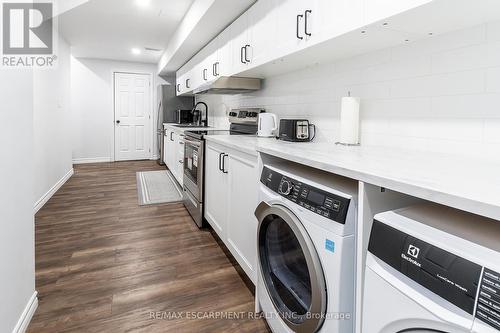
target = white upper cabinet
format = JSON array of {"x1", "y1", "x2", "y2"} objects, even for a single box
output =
[
  {"x1": 246, "y1": 0, "x2": 279, "y2": 69},
  {"x1": 176, "y1": 63, "x2": 193, "y2": 96},
  {"x1": 315, "y1": 0, "x2": 364, "y2": 41},
  {"x1": 273, "y1": 0, "x2": 312, "y2": 56},
  {"x1": 198, "y1": 38, "x2": 218, "y2": 83},
  {"x1": 216, "y1": 27, "x2": 233, "y2": 77},
  {"x1": 175, "y1": 0, "x2": 452, "y2": 94},
  {"x1": 363, "y1": 0, "x2": 432, "y2": 25},
  {"x1": 230, "y1": 12, "x2": 251, "y2": 74}
]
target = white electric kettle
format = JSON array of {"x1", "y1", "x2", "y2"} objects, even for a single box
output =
[{"x1": 257, "y1": 113, "x2": 278, "y2": 137}]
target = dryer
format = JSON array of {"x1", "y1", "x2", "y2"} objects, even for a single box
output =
[
  {"x1": 362, "y1": 203, "x2": 500, "y2": 333},
  {"x1": 254, "y1": 161, "x2": 358, "y2": 333}
]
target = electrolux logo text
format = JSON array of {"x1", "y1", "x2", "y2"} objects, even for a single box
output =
[{"x1": 2, "y1": 2, "x2": 57, "y2": 67}]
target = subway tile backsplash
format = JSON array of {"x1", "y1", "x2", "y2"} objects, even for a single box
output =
[{"x1": 198, "y1": 21, "x2": 500, "y2": 161}]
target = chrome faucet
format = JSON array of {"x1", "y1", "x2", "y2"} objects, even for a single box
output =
[{"x1": 191, "y1": 101, "x2": 208, "y2": 127}]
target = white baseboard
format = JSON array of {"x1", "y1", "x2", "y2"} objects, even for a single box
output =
[
  {"x1": 72, "y1": 157, "x2": 112, "y2": 164},
  {"x1": 34, "y1": 168, "x2": 74, "y2": 213},
  {"x1": 12, "y1": 291, "x2": 38, "y2": 333}
]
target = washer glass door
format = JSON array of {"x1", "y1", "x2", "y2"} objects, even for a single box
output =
[
  {"x1": 256, "y1": 203, "x2": 326, "y2": 332},
  {"x1": 263, "y1": 215, "x2": 311, "y2": 315}
]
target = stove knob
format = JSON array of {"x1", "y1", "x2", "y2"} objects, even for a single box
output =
[{"x1": 279, "y1": 180, "x2": 294, "y2": 195}]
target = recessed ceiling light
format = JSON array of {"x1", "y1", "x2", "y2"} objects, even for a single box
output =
[
  {"x1": 131, "y1": 48, "x2": 141, "y2": 55},
  {"x1": 135, "y1": 0, "x2": 151, "y2": 8}
]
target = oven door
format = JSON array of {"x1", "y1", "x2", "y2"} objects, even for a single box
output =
[
  {"x1": 255, "y1": 201, "x2": 327, "y2": 333},
  {"x1": 183, "y1": 136, "x2": 204, "y2": 201}
]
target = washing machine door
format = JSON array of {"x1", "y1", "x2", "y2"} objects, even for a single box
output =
[{"x1": 255, "y1": 202, "x2": 327, "y2": 333}]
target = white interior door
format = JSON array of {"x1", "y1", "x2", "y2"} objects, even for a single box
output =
[{"x1": 114, "y1": 72, "x2": 151, "y2": 161}]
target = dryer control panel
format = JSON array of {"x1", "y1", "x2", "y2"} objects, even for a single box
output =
[
  {"x1": 476, "y1": 268, "x2": 500, "y2": 331},
  {"x1": 368, "y1": 220, "x2": 482, "y2": 315},
  {"x1": 260, "y1": 166, "x2": 350, "y2": 224}
]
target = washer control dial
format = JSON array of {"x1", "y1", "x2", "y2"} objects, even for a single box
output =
[{"x1": 279, "y1": 180, "x2": 294, "y2": 195}]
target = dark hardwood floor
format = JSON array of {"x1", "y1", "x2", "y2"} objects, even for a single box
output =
[{"x1": 28, "y1": 161, "x2": 269, "y2": 333}]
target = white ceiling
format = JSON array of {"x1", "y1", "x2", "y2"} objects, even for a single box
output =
[{"x1": 58, "y1": 0, "x2": 195, "y2": 63}]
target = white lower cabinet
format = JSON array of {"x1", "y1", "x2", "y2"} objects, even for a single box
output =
[
  {"x1": 204, "y1": 143, "x2": 229, "y2": 239},
  {"x1": 205, "y1": 141, "x2": 258, "y2": 283},
  {"x1": 164, "y1": 127, "x2": 185, "y2": 186}
]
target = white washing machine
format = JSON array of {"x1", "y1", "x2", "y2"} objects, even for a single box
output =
[
  {"x1": 362, "y1": 203, "x2": 500, "y2": 333},
  {"x1": 254, "y1": 161, "x2": 358, "y2": 333}
]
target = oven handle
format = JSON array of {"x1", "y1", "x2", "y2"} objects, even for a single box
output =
[{"x1": 184, "y1": 137, "x2": 202, "y2": 147}]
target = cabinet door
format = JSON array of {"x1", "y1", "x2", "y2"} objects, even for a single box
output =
[
  {"x1": 274, "y1": 0, "x2": 311, "y2": 57},
  {"x1": 247, "y1": 0, "x2": 279, "y2": 68},
  {"x1": 227, "y1": 152, "x2": 258, "y2": 283},
  {"x1": 230, "y1": 12, "x2": 250, "y2": 74},
  {"x1": 175, "y1": 132, "x2": 185, "y2": 187},
  {"x1": 204, "y1": 38, "x2": 219, "y2": 82},
  {"x1": 364, "y1": 0, "x2": 431, "y2": 25},
  {"x1": 182, "y1": 72, "x2": 192, "y2": 94},
  {"x1": 316, "y1": 0, "x2": 363, "y2": 42},
  {"x1": 216, "y1": 27, "x2": 233, "y2": 77},
  {"x1": 163, "y1": 130, "x2": 168, "y2": 164},
  {"x1": 165, "y1": 129, "x2": 175, "y2": 172},
  {"x1": 175, "y1": 74, "x2": 183, "y2": 96},
  {"x1": 204, "y1": 143, "x2": 228, "y2": 239}
]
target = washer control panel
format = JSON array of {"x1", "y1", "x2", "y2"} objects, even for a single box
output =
[
  {"x1": 476, "y1": 268, "x2": 500, "y2": 331},
  {"x1": 260, "y1": 166, "x2": 350, "y2": 224}
]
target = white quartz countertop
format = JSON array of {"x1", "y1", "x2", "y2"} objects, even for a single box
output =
[
  {"x1": 163, "y1": 123, "x2": 226, "y2": 132},
  {"x1": 204, "y1": 135, "x2": 500, "y2": 221},
  {"x1": 204, "y1": 135, "x2": 269, "y2": 157}
]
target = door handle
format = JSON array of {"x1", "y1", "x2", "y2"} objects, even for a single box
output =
[
  {"x1": 213, "y1": 63, "x2": 216, "y2": 76},
  {"x1": 215, "y1": 62, "x2": 219, "y2": 76},
  {"x1": 176, "y1": 84, "x2": 180, "y2": 92},
  {"x1": 304, "y1": 10, "x2": 312, "y2": 37},
  {"x1": 170, "y1": 132, "x2": 174, "y2": 141},
  {"x1": 116, "y1": 120, "x2": 120, "y2": 124},
  {"x1": 218, "y1": 152, "x2": 224, "y2": 171},
  {"x1": 186, "y1": 79, "x2": 190, "y2": 88},
  {"x1": 222, "y1": 154, "x2": 228, "y2": 174},
  {"x1": 240, "y1": 46, "x2": 246, "y2": 64},
  {"x1": 296, "y1": 14, "x2": 304, "y2": 40},
  {"x1": 203, "y1": 68, "x2": 207, "y2": 81},
  {"x1": 244, "y1": 45, "x2": 251, "y2": 63}
]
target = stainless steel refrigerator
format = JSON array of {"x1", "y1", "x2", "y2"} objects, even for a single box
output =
[{"x1": 156, "y1": 78, "x2": 194, "y2": 165}]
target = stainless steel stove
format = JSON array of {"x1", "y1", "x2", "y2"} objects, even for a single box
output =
[{"x1": 182, "y1": 108, "x2": 263, "y2": 228}]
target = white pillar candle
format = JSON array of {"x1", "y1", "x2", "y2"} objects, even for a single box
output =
[{"x1": 339, "y1": 96, "x2": 360, "y2": 145}]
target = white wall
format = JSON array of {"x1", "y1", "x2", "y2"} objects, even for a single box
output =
[
  {"x1": 199, "y1": 21, "x2": 500, "y2": 161},
  {"x1": 34, "y1": 35, "x2": 73, "y2": 210},
  {"x1": 71, "y1": 58, "x2": 166, "y2": 163},
  {"x1": 0, "y1": 69, "x2": 36, "y2": 332}
]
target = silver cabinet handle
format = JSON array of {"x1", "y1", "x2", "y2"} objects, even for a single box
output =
[{"x1": 179, "y1": 160, "x2": 183, "y2": 164}]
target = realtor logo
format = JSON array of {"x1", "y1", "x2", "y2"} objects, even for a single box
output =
[
  {"x1": 2, "y1": 2, "x2": 53, "y2": 54},
  {"x1": 407, "y1": 245, "x2": 420, "y2": 258}
]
